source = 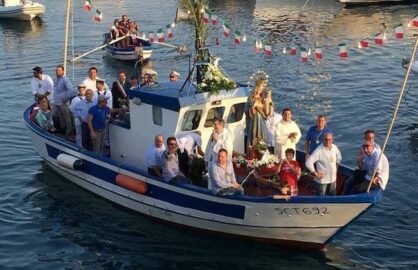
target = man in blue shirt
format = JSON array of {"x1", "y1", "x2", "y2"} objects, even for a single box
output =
[
  {"x1": 304, "y1": 114, "x2": 333, "y2": 160},
  {"x1": 53, "y1": 65, "x2": 76, "y2": 139},
  {"x1": 87, "y1": 95, "x2": 111, "y2": 155}
]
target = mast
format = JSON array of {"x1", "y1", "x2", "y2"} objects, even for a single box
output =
[{"x1": 63, "y1": 0, "x2": 71, "y2": 76}]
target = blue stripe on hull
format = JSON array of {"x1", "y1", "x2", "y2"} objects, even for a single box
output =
[{"x1": 45, "y1": 143, "x2": 245, "y2": 219}]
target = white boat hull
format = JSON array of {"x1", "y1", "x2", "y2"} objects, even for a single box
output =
[
  {"x1": 24, "y1": 107, "x2": 382, "y2": 248},
  {"x1": 0, "y1": 2, "x2": 45, "y2": 21},
  {"x1": 105, "y1": 46, "x2": 153, "y2": 61}
]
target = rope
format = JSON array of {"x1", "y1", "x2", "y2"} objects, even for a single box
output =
[
  {"x1": 71, "y1": 0, "x2": 75, "y2": 80},
  {"x1": 367, "y1": 35, "x2": 418, "y2": 192}
]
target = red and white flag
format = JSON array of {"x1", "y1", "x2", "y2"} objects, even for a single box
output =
[
  {"x1": 157, "y1": 29, "x2": 165, "y2": 42},
  {"x1": 289, "y1": 47, "x2": 297, "y2": 55},
  {"x1": 203, "y1": 12, "x2": 209, "y2": 24},
  {"x1": 300, "y1": 47, "x2": 308, "y2": 62},
  {"x1": 395, "y1": 24, "x2": 404, "y2": 39},
  {"x1": 255, "y1": 40, "x2": 262, "y2": 53},
  {"x1": 358, "y1": 39, "x2": 369, "y2": 48},
  {"x1": 83, "y1": 0, "x2": 92, "y2": 12},
  {"x1": 314, "y1": 47, "x2": 322, "y2": 59},
  {"x1": 413, "y1": 15, "x2": 418, "y2": 27},
  {"x1": 166, "y1": 24, "x2": 173, "y2": 38},
  {"x1": 223, "y1": 23, "x2": 230, "y2": 38},
  {"x1": 149, "y1": 32, "x2": 155, "y2": 43},
  {"x1": 265, "y1": 45, "x2": 272, "y2": 56},
  {"x1": 94, "y1": 10, "x2": 102, "y2": 22},
  {"x1": 211, "y1": 14, "x2": 218, "y2": 25},
  {"x1": 339, "y1": 43, "x2": 348, "y2": 58},
  {"x1": 375, "y1": 33, "x2": 384, "y2": 45},
  {"x1": 234, "y1": 30, "x2": 241, "y2": 45}
]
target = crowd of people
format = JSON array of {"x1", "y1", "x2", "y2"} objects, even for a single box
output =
[
  {"x1": 110, "y1": 15, "x2": 140, "y2": 48},
  {"x1": 30, "y1": 65, "x2": 180, "y2": 155},
  {"x1": 30, "y1": 67, "x2": 389, "y2": 198}
]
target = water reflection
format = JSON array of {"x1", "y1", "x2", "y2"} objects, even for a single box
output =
[{"x1": 29, "y1": 163, "x2": 346, "y2": 269}]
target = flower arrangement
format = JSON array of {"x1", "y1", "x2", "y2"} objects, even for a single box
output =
[
  {"x1": 198, "y1": 57, "x2": 236, "y2": 95},
  {"x1": 254, "y1": 139, "x2": 268, "y2": 152},
  {"x1": 254, "y1": 151, "x2": 279, "y2": 169},
  {"x1": 233, "y1": 154, "x2": 247, "y2": 168}
]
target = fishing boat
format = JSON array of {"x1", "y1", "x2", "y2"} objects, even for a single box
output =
[
  {"x1": 338, "y1": 0, "x2": 407, "y2": 4},
  {"x1": 24, "y1": 0, "x2": 404, "y2": 249},
  {"x1": 103, "y1": 32, "x2": 153, "y2": 61},
  {"x1": 0, "y1": 0, "x2": 45, "y2": 21}
]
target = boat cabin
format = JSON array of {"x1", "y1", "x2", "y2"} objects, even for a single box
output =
[
  {"x1": 109, "y1": 81, "x2": 248, "y2": 171},
  {"x1": 1, "y1": 0, "x2": 24, "y2": 7}
]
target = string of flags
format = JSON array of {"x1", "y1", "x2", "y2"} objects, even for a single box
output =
[
  {"x1": 81, "y1": 0, "x2": 418, "y2": 62},
  {"x1": 199, "y1": 7, "x2": 418, "y2": 62}
]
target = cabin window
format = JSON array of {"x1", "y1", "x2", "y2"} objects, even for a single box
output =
[
  {"x1": 204, "y1": 107, "x2": 225, "y2": 127},
  {"x1": 152, "y1": 106, "x2": 163, "y2": 126},
  {"x1": 181, "y1": 110, "x2": 202, "y2": 131},
  {"x1": 227, "y1": 102, "x2": 246, "y2": 124}
]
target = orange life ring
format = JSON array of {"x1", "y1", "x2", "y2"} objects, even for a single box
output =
[{"x1": 116, "y1": 174, "x2": 147, "y2": 194}]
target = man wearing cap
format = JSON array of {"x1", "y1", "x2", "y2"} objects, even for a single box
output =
[
  {"x1": 93, "y1": 77, "x2": 113, "y2": 109},
  {"x1": 169, "y1": 71, "x2": 180, "y2": 82},
  {"x1": 70, "y1": 84, "x2": 86, "y2": 146},
  {"x1": 31, "y1": 66, "x2": 54, "y2": 102},
  {"x1": 140, "y1": 69, "x2": 158, "y2": 87},
  {"x1": 53, "y1": 65, "x2": 76, "y2": 139},
  {"x1": 82, "y1": 67, "x2": 110, "y2": 92},
  {"x1": 111, "y1": 70, "x2": 130, "y2": 109}
]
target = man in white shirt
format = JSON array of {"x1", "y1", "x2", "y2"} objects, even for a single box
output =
[
  {"x1": 274, "y1": 108, "x2": 301, "y2": 159},
  {"x1": 93, "y1": 78, "x2": 113, "y2": 109},
  {"x1": 70, "y1": 84, "x2": 86, "y2": 146},
  {"x1": 305, "y1": 133, "x2": 342, "y2": 196},
  {"x1": 204, "y1": 118, "x2": 234, "y2": 163},
  {"x1": 71, "y1": 89, "x2": 95, "y2": 150},
  {"x1": 31, "y1": 66, "x2": 54, "y2": 102},
  {"x1": 146, "y1": 135, "x2": 166, "y2": 177},
  {"x1": 264, "y1": 111, "x2": 282, "y2": 152},
  {"x1": 176, "y1": 131, "x2": 204, "y2": 157},
  {"x1": 82, "y1": 67, "x2": 110, "y2": 92},
  {"x1": 161, "y1": 137, "x2": 191, "y2": 184},
  {"x1": 349, "y1": 140, "x2": 389, "y2": 194}
]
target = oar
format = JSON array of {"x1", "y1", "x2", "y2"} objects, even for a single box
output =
[
  {"x1": 71, "y1": 34, "x2": 130, "y2": 63},
  {"x1": 240, "y1": 169, "x2": 256, "y2": 187}
]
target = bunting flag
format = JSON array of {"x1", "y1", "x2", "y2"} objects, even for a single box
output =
[
  {"x1": 211, "y1": 14, "x2": 218, "y2": 25},
  {"x1": 300, "y1": 47, "x2": 308, "y2": 62},
  {"x1": 265, "y1": 45, "x2": 272, "y2": 56},
  {"x1": 375, "y1": 33, "x2": 384, "y2": 45},
  {"x1": 234, "y1": 30, "x2": 241, "y2": 45},
  {"x1": 166, "y1": 24, "x2": 173, "y2": 38},
  {"x1": 149, "y1": 32, "x2": 155, "y2": 43},
  {"x1": 157, "y1": 28, "x2": 165, "y2": 42},
  {"x1": 314, "y1": 47, "x2": 323, "y2": 59},
  {"x1": 413, "y1": 15, "x2": 418, "y2": 27},
  {"x1": 94, "y1": 9, "x2": 102, "y2": 22},
  {"x1": 223, "y1": 23, "x2": 230, "y2": 38},
  {"x1": 289, "y1": 47, "x2": 297, "y2": 55},
  {"x1": 83, "y1": 0, "x2": 92, "y2": 11},
  {"x1": 339, "y1": 43, "x2": 348, "y2": 58},
  {"x1": 358, "y1": 39, "x2": 369, "y2": 48},
  {"x1": 395, "y1": 24, "x2": 404, "y2": 39},
  {"x1": 255, "y1": 40, "x2": 262, "y2": 53},
  {"x1": 203, "y1": 12, "x2": 209, "y2": 24}
]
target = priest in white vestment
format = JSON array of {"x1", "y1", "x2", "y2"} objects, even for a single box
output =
[{"x1": 274, "y1": 108, "x2": 301, "y2": 159}]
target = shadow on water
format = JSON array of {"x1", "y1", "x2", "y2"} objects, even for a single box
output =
[{"x1": 29, "y1": 163, "x2": 347, "y2": 269}]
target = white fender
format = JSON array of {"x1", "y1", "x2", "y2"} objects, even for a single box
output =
[{"x1": 56, "y1": 153, "x2": 82, "y2": 170}]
